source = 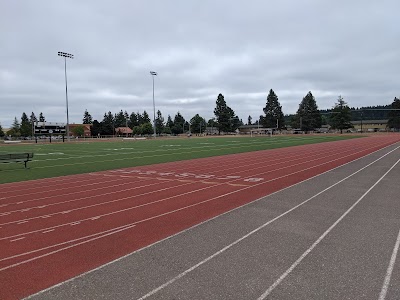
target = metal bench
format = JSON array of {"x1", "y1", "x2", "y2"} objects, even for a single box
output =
[{"x1": 0, "y1": 153, "x2": 34, "y2": 168}]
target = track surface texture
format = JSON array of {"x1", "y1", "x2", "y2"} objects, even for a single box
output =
[{"x1": 1, "y1": 134, "x2": 400, "y2": 299}]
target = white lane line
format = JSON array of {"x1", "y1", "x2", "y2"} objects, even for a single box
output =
[
  {"x1": 1, "y1": 223, "x2": 136, "y2": 263},
  {"x1": 41, "y1": 215, "x2": 51, "y2": 218},
  {"x1": 70, "y1": 222, "x2": 80, "y2": 226},
  {"x1": 257, "y1": 158, "x2": 400, "y2": 300},
  {"x1": 2, "y1": 144, "x2": 399, "y2": 243},
  {"x1": 0, "y1": 141, "x2": 377, "y2": 226},
  {"x1": 137, "y1": 151, "x2": 400, "y2": 300},
  {"x1": 378, "y1": 227, "x2": 400, "y2": 300},
  {"x1": 10, "y1": 237, "x2": 25, "y2": 242},
  {"x1": 42, "y1": 229, "x2": 55, "y2": 234},
  {"x1": 0, "y1": 224, "x2": 136, "y2": 271},
  {"x1": 17, "y1": 221, "x2": 28, "y2": 224},
  {"x1": 21, "y1": 142, "x2": 400, "y2": 300}
]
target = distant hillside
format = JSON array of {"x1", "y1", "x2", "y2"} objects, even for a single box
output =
[{"x1": 320, "y1": 105, "x2": 391, "y2": 121}]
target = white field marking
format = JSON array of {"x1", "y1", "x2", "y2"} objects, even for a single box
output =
[
  {"x1": 4, "y1": 135, "x2": 338, "y2": 170},
  {"x1": 2, "y1": 143, "x2": 397, "y2": 239},
  {"x1": 62, "y1": 211, "x2": 71, "y2": 214},
  {"x1": 2, "y1": 178, "x2": 169, "y2": 216},
  {"x1": 0, "y1": 224, "x2": 136, "y2": 272},
  {"x1": 0, "y1": 212, "x2": 10, "y2": 216},
  {"x1": 10, "y1": 237, "x2": 25, "y2": 242},
  {"x1": 0, "y1": 204, "x2": 8, "y2": 207},
  {"x1": 257, "y1": 158, "x2": 400, "y2": 300},
  {"x1": 137, "y1": 148, "x2": 400, "y2": 300},
  {"x1": 40, "y1": 215, "x2": 51, "y2": 218},
  {"x1": 379, "y1": 227, "x2": 400, "y2": 300},
  {"x1": 70, "y1": 222, "x2": 81, "y2": 226},
  {"x1": 42, "y1": 229, "x2": 55, "y2": 234},
  {"x1": 10, "y1": 144, "x2": 400, "y2": 300},
  {"x1": 160, "y1": 145, "x2": 182, "y2": 147},
  {"x1": 1, "y1": 223, "x2": 135, "y2": 262},
  {"x1": 17, "y1": 221, "x2": 28, "y2": 224}
]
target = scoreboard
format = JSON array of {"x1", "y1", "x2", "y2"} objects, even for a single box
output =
[{"x1": 34, "y1": 122, "x2": 66, "y2": 135}]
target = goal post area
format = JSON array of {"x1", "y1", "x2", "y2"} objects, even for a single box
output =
[{"x1": 250, "y1": 128, "x2": 274, "y2": 137}]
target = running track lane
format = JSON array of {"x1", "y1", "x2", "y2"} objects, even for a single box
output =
[{"x1": 1, "y1": 135, "x2": 400, "y2": 299}]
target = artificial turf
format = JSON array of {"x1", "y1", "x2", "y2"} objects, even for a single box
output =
[{"x1": 0, "y1": 135, "x2": 361, "y2": 184}]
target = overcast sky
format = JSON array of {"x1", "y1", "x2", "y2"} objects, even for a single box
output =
[{"x1": 1, "y1": 0, "x2": 399, "y2": 128}]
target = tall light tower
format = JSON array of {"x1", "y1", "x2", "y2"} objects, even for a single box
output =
[
  {"x1": 150, "y1": 71, "x2": 157, "y2": 138},
  {"x1": 58, "y1": 51, "x2": 74, "y2": 141}
]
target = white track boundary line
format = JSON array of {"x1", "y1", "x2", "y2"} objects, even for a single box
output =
[
  {"x1": 378, "y1": 227, "x2": 400, "y2": 300},
  {"x1": 257, "y1": 157, "x2": 400, "y2": 300},
  {"x1": 0, "y1": 224, "x2": 136, "y2": 272},
  {"x1": 23, "y1": 143, "x2": 400, "y2": 300},
  {"x1": 137, "y1": 148, "x2": 400, "y2": 300},
  {"x1": 1, "y1": 138, "x2": 383, "y2": 225}
]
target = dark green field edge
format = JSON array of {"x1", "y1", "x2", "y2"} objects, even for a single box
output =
[{"x1": 0, "y1": 135, "x2": 361, "y2": 184}]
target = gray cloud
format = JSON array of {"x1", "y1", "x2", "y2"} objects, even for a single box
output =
[{"x1": 1, "y1": 0, "x2": 399, "y2": 127}]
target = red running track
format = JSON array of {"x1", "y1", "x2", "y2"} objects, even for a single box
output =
[{"x1": 1, "y1": 135, "x2": 400, "y2": 299}]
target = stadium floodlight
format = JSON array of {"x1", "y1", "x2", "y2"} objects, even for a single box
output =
[
  {"x1": 58, "y1": 51, "x2": 74, "y2": 141},
  {"x1": 150, "y1": 71, "x2": 158, "y2": 138}
]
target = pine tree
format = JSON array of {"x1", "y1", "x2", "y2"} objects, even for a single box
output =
[
  {"x1": 114, "y1": 110, "x2": 126, "y2": 128},
  {"x1": 20, "y1": 112, "x2": 32, "y2": 137},
  {"x1": 82, "y1": 109, "x2": 93, "y2": 124},
  {"x1": 213, "y1": 93, "x2": 237, "y2": 134},
  {"x1": 387, "y1": 97, "x2": 400, "y2": 130},
  {"x1": 329, "y1": 96, "x2": 353, "y2": 133},
  {"x1": 101, "y1": 111, "x2": 114, "y2": 135},
  {"x1": 262, "y1": 89, "x2": 285, "y2": 129},
  {"x1": 173, "y1": 112, "x2": 186, "y2": 133},
  {"x1": 142, "y1": 111, "x2": 151, "y2": 124},
  {"x1": 155, "y1": 110, "x2": 165, "y2": 134},
  {"x1": 247, "y1": 115, "x2": 252, "y2": 125},
  {"x1": 39, "y1": 112, "x2": 45, "y2": 122},
  {"x1": 0, "y1": 123, "x2": 4, "y2": 137},
  {"x1": 190, "y1": 114, "x2": 207, "y2": 134},
  {"x1": 129, "y1": 112, "x2": 139, "y2": 128},
  {"x1": 294, "y1": 91, "x2": 322, "y2": 132}
]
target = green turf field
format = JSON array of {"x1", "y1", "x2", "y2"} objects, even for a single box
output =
[{"x1": 0, "y1": 135, "x2": 361, "y2": 184}]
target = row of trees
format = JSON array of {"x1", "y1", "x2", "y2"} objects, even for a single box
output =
[{"x1": 2, "y1": 93, "x2": 399, "y2": 137}]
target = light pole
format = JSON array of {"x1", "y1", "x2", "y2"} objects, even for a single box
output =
[
  {"x1": 150, "y1": 71, "x2": 157, "y2": 138},
  {"x1": 58, "y1": 51, "x2": 74, "y2": 141}
]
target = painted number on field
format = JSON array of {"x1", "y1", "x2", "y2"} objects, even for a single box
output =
[{"x1": 112, "y1": 170, "x2": 263, "y2": 183}]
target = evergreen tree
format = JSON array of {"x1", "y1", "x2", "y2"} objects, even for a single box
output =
[
  {"x1": 142, "y1": 111, "x2": 151, "y2": 124},
  {"x1": 39, "y1": 112, "x2": 45, "y2": 122},
  {"x1": 8, "y1": 117, "x2": 21, "y2": 137},
  {"x1": 387, "y1": 97, "x2": 400, "y2": 130},
  {"x1": 82, "y1": 109, "x2": 93, "y2": 124},
  {"x1": 91, "y1": 120, "x2": 101, "y2": 136},
  {"x1": 190, "y1": 114, "x2": 207, "y2": 134},
  {"x1": 262, "y1": 89, "x2": 285, "y2": 129},
  {"x1": 294, "y1": 91, "x2": 322, "y2": 132},
  {"x1": 213, "y1": 93, "x2": 237, "y2": 134},
  {"x1": 173, "y1": 112, "x2": 186, "y2": 133},
  {"x1": 0, "y1": 123, "x2": 4, "y2": 137},
  {"x1": 20, "y1": 112, "x2": 32, "y2": 137},
  {"x1": 114, "y1": 110, "x2": 126, "y2": 128},
  {"x1": 155, "y1": 110, "x2": 165, "y2": 134},
  {"x1": 166, "y1": 115, "x2": 174, "y2": 128},
  {"x1": 247, "y1": 115, "x2": 252, "y2": 125},
  {"x1": 130, "y1": 112, "x2": 139, "y2": 128},
  {"x1": 101, "y1": 111, "x2": 114, "y2": 135},
  {"x1": 30, "y1": 112, "x2": 37, "y2": 123},
  {"x1": 329, "y1": 96, "x2": 353, "y2": 133}
]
